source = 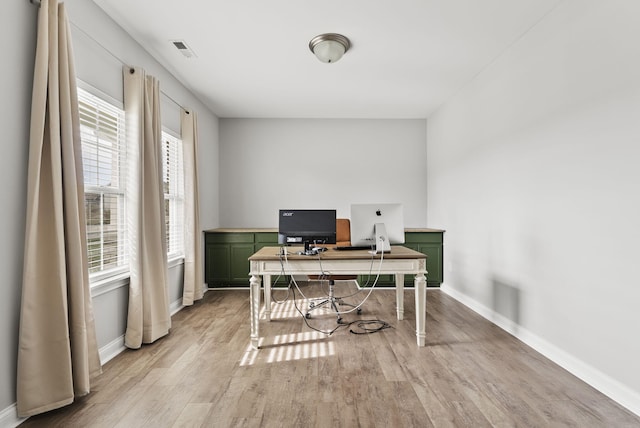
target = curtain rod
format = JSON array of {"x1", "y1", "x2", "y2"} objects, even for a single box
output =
[
  {"x1": 28, "y1": 0, "x2": 184, "y2": 111},
  {"x1": 73, "y1": 21, "x2": 183, "y2": 110}
]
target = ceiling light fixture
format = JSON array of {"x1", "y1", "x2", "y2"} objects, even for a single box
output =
[{"x1": 309, "y1": 33, "x2": 351, "y2": 63}]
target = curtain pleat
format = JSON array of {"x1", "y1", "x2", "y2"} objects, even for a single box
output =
[
  {"x1": 17, "y1": 0, "x2": 101, "y2": 417},
  {"x1": 181, "y1": 109, "x2": 204, "y2": 305},
  {"x1": 123, "y1": 66, "x2": 171, "y2": 349}
]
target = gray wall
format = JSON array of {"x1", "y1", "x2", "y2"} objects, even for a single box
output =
[
  {"x1": 219, "y1": 118, "x2": 428, "y2": 228},
  {"x1": 0, "y1": 0, "x2": 36, "y2": 417},
  {"x1": 1, "y1": 0, "x2": 219, "y2": 419},
  {"x1": 427, "y1": 0, "x2": 640, "y2": 414}
]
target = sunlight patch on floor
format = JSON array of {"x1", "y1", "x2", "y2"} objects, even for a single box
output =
[
  {"x1": 261, "y1": 297, "x2": 340, "y2": 320},
  {"x1": 239, "y1": 331, "x2": 335, "y2": 366},
  {"x1": 261, "y1": 298, "x2": 303, "y2": 319}
]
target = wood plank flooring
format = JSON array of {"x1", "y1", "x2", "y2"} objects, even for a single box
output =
[{"x1": 19, "y1": 283, "x2": 640, "y2": 427}]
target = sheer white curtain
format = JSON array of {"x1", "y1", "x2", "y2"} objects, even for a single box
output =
[
  {"x1": 17, "y1": 0, "x2": 101, "y2": 417},
  {"x1": 123, "y1": 66, "x2": 171, "y2": 348},
  {"x1": 181, "y1": 109, "x2": 204, "y2": 305}
]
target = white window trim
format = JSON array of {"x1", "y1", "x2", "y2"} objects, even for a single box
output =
[
  {"x1": 78, "y1": 81, "x2": 129, "y2": 286},
  {"x1": 77, "y1": 80, "x2": 123, "y2": 110}
]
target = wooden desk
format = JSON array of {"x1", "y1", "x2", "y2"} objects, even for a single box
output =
[{"x1": 248, "y1": 245, "x2": 428, "y2": 349}]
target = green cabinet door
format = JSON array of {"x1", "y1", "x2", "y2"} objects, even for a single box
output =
[
  {"x1": 404, "y1": 232, "x2": 444, "y2": 286},
  {"x1": 230, "y1": 244, "x2": 256, "y2": 283},
  {"x1": 205, "y1": 232, "x2": 254, "y2": 287},
  {"x1": 205, "y1": 244, "x2": 230, "y2": 285}
]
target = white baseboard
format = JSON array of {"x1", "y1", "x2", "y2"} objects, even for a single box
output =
[
  {"x1": 0, "y1": 403, "x2": 25, "y2": 428},
  {"x1": 170, "y1": 298, "x2": 184, "y2": 316},
  {"x1": 440, "y1": 284, "x2": 640, "y2": 417},
  {"x1": 99, "y1": 335, "x2": 126, "y2": 365},
  {"x1": 99, "y1": 296, "x2": 185, "y2": 365}
]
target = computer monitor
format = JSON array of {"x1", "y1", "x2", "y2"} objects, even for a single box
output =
[
  {"x1": 350, "y1": 203, "x2": 405, "y2": 253},
  {"x1": 278, "y1": 209, "x2": 337, "y2": 254}
]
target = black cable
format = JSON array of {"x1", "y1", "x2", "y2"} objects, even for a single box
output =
[
  {"x1": 279, "y1": 245, "x2": 392, "y2": 337},
  {"x1": 347, "y1": 320, "x2": 393, "y2": 335},
  {"x1": 290, "y1": 283, "x2": 393, "y2": 337}
]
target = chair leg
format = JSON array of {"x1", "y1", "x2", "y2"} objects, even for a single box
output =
[{"x1": 305, "y1": 279, "x2": 362, "y2": 322}]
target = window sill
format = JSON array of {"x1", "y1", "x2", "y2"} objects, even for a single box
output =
[
  {"x1": 168, "y1": 256, "x2": 184, "y2": 268},
  {"x1": 89, "y1": 257, "x2": 184, "y2": 298},
  {"x1": 90, "y1": 271, "x2": 129, "y2": 298}
]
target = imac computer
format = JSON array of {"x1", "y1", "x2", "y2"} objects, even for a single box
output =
[
  {"x1": 278, "y1": 209, "x2": 337, "y2": 254},
  {"x1": 350, "y1": 203, "x2": 405, "y2": 253}
]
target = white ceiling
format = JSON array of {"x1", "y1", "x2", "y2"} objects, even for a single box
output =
[{"x1": 93, "y1": 0, "x2": 561, "y2": 119}]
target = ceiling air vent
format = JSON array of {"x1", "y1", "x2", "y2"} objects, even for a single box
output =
[{"x1": 171, "y1": 40, "x2": 197, "y2": 58}]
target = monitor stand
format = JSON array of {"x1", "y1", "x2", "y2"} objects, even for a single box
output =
[
  {"x1": 303, "y1": 240, "x2": 326, "y2": 256},
  {"x1": 374, "y1": 223, "x2": 391, "y2": 253}
]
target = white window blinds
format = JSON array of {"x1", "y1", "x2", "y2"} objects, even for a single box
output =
[
  {"x1": 78, "y1": 88, "x2": 128, "y2": 277},
  {"x1": 162, "y1": 131, "x2": 185, "y2": 258}
]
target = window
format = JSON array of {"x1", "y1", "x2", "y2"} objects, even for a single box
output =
[
  {"x1": 78, "y1": 87, "x2": 128, "y2": 277},
  {"x1": 162, "y1": 131, "x2": 185, "y2": 258}
]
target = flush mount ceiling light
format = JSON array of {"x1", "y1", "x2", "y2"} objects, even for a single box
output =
[{"x1": 309, "y1": 33, "x2": 351, "y2": 63}]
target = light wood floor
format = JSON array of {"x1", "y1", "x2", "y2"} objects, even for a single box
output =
[{"x1": 20, "y1": 283, "x2": 640, "y2": 427}]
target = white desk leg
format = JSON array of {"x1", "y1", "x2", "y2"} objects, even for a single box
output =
[
  {"x1": 250, "y1": 275, "x2": 261, "y2": 349},
  {"x1": 395, "y1": 273, "x2": 404, "y2": 320},
  {"x1": 263, "y1": 274, "x2": 272, "y2": 321},
  {"x1": 415, "y1": 273, "x2": 427, "y2": 346}
]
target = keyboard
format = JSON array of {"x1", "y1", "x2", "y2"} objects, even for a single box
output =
[{"x1": 333, "y1": 246, "x2": 371, "y2": 251}]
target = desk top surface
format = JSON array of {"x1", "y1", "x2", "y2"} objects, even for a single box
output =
[{"x1": 249, "y1": 245, "x2": 426, "y2": 261}]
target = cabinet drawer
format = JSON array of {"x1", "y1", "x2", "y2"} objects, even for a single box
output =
[
  {"x1": 404, "y1": 232, "x2": 443, "y2": 244},
  {"x1": 255, "y1": 232, "x2": 278, "y2": 244},
  {"x1": 205, "y1": 233, "x2": 254, "y2": 244}
]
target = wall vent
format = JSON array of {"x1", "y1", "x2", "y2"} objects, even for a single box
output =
[{"x1": 170, "y1": 40, "x2": 197, "y2": 58}]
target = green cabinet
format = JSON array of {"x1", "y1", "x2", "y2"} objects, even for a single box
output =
[
  {"x1": 404, "y1": 231, "x2": 444, "y2": 286},
  {"x1": 205, "y1": 231, "x2": 279, "y2": 287},
  {"x1": 358, "y1": 230, "x2": 444, "y2": 287},
  {"x1": 205, "y1": 229, "x2": 444, "y2": 288}
]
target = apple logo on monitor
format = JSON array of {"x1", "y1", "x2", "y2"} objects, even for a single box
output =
[{"x1": 376, "y1": 209, "x2": 381, "y2": 216}]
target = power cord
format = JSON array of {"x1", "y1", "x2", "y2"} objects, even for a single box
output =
[
  {"x1": 290, "y1": 284, "x2": 393, "y2": 337},
  {"x1": 347, "y1": 320, "x2": 393, "y2": 335},
  {"x1": 275, "y1": 240, "x2": 392, "y2": 337}
]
